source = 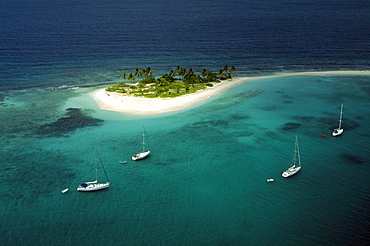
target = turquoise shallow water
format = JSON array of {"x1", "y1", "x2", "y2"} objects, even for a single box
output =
[
  {"x1": 1, "y1": 0, "x2": 369, "y2": 244},
  {"x1": 1, "y1": 74, "x2": 369, "y2": 245}
]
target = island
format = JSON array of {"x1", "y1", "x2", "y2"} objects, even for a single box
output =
[
  {"x1": 106, "y1": 66, "x2": 237, "y2": 98},
  {"x1": 91, "y1": 69, "x2": 370, "y2": 115}
]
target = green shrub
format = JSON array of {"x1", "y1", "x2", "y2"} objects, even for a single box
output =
[
  {"x1": 140, "y1": 77, "x2": 157, "y2": 84},
  {"x1": 106, "y1": 87, "x2": 117, "y2": 92},
  {"x1": 144, "y1": 94, "x2": 157, "y2": 98}
]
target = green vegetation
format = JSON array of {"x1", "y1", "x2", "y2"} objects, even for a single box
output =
[{"x1": 106, "y1": 66, "x2": 237, "y2": 98}]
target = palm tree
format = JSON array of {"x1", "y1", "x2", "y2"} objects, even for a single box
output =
[
  {"x1": 217, "y1": 69, "x2": 226, "y2": 79},
  {"x1": 201, "y1": 68, "x2": 208, "y2": 78},
  {"x1": 229, "y1": 66, "x2": 237, "y2": 73},
  {"x1": 121, "y1": 72, "x2": 127, "y2": 80},
  {"x1": 146, "y1": 67, "x2": 153, "y2": 77},
  {"x1": 187, "y1": 68, "x2": 195, "y2": 78},
  {"x1": 175, "y1": 66, "x2": 181, "y2": 79},
  {"x1": 228, "y1": 66, "x2": 237, "y2": 79},
  {"x1": 134, "y1": 68, "x2": 141, "y2": 77},
  {"x1": 175, "y1": 66, "x2": 187, "y2": 80},
  {"x1": 128, "y1": 73, "x2": 135, "y2": 81},
  {"x1": 205, "y1": 72, "x2": 218, "y2": 82},
  {"x1": 141, "y1": 68, "x2": 148, "y2": 77},
  {"x1": 179, "y1": 67, "x2": 187, "y2": 80},
  {"x1": 169, "y1": 70, "x2": 175, "y2": 80}
]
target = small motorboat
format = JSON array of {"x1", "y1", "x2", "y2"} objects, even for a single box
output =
[
  {"x1": 266, "y1": 179, "x2": 274, "y2": 182},
  {"x1": 61, "y1": 188, "x2": 69, "y2": 193}
]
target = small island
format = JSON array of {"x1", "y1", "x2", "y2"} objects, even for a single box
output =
[
  {"x1": 91, "y1": 70, "x2": 370, "y2": 115},
  {"x1": 105, "y1": 65, "x2": 237, "y2": 98}
]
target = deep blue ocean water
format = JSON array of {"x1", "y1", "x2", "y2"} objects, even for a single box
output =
[{"x1": 1, "y1": 0, "x2": 369, "y2": 245}]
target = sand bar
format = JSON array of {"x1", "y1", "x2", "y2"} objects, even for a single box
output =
[{"x1": 91, "y1": 70, "x2": 369, "y2": 115}]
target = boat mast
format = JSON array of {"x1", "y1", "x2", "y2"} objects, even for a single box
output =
[
  {"x1": 296, "y1": 136, "x2": 301, "y2": 167},
  {"x1": 96, "y1": 148, "x2": 109, "y2": 182},
  {"x1": 338, "y1": 104, "x2": 343, "y2": 129},
  {"x1": 292, "y1": 136, "x2": 298, "y2": 166},
  {"x1": 141, "y1": 126, "x2": 149, "y2": 152},
  {"x1": 142, "y1": 127, "x2": 146, "y2": 152},
  {"x1": 94, "y1": 148, "x2": 99, "y2": 182}
]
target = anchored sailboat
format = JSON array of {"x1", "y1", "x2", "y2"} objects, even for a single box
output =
[
  {"x1": 132, "y1": 126, "x2": 150, "y2": 161},
  {"x1": 77, "y1": 148, "x2": 110, "y2": 192},
  {"x1": 282, "y1": 136, "x2": 301, "y2": 178},
  {"x1": 332, "y1": 104, "x2": 344, "y2": 137}
]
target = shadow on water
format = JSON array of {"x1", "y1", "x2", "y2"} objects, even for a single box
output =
[
  {"x1": 341, "y1": 154, "x2": 365, "y2": 165},
  {"x1": 35, "y1": 108, "x2": 104, "y2": 137},
  {"x1": 280, "y1": 122, "x2": 302, "y2": 131}
]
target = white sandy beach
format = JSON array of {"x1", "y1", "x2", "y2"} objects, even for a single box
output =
[{"x1": 91, "y1": 70, "x2": 369, "y2": 115}]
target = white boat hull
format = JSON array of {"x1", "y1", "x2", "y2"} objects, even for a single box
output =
[
  {"x1": 282, "y1": 166, "x2": 301, "y2": 177},
  {"x1": 77, "y1": 182, "x2": 110, "y2": 191},
  {"x1": 61, "y1": 188, "x2": 69, "y2": 193},
  {"x1": 332, "y1": 128, "x2": 343, "y2": 137},
  {"x1": 132, "y1": 151, "x2": 150, "y2": 161}
]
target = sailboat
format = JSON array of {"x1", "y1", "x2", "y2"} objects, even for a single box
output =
[
  {"x1": 77, "y1": 148, "x2": 110, "y2": 191},
  {"x1": 282, "y1": 135, "x2": 301, "y2": 178},
  {"x1": 132, "y1": 126, "x2": 150, "y2": 161},
  {"x1": 332, "y1": 104, "x2": 344, "y2": 137}
]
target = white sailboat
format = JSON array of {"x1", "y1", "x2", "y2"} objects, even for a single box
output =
[
  {"x1": 132, "y1": 126, "x2": 151, "y2": 161},
  {"x1": 282, "y1": 135, "x2": 301, "y2": 178},
  {"x1": 332, "y1": 104, "x2": 344, "y2": 137},
  {"x1": 77, "y1": 149, "x2": 110, "y2": 192}
]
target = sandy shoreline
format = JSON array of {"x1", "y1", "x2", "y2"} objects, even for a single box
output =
[{"x1": 91, "y1": 70, "x2": 369, "y2": 115}]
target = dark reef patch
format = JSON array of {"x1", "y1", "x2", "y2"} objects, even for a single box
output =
[
  {"x1": 325, "y1": 118, "x2": 360, "y2": 131},
  {"x1": 0, "y1": 94, "x2": 6, "y2": 107},
  {"x1": 281, "y1": 94, "x2": 294, "y2": 99},
  {"x1": 230, "y1": 114, "x2": 250, "y2": 120},
  {"x1": 291, "y1": 116, "x2": 316, "y2": 122},
  {"x1": 0, "y1": 150, "x2": 78, "y2": 204},
  {"x1": 281, "y1": 122, "x2": 302, "y2": 131},
  {"x1": 258, "y1": 105, "x2": 278, "y2": 111},
  {"x1": 286, "y1": 115, "x2": 361, "y2": 136},
  {"x1": 264, "y1": 131, "x2": 280, "y2": 137},
  {"x1": 341, "y1": 154, "x2": 365, "y2": 165},
  {"x1": 36, "y1": 108, "x2": 104, "y2": 137},
  {"x1": 210, "y1": 90, "x2": 264, "y2": 109},
  {"x1": 361, "y1": 86, "x2": 370, "y2": 97},
  {"x1": 188, "y1": 120, "x2": 230, "y2": 129}
]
